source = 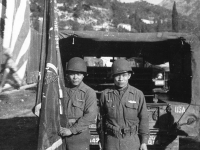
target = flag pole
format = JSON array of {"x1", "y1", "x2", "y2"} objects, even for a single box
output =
[{"x1": 34, "y1": 0, "x2": 49, "y2": 116}]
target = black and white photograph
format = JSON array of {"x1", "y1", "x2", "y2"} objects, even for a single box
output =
[{"x1": 0, "y1": 0, "x2": 200, "y2": 150}]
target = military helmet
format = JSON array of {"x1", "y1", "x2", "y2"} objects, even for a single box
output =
[
  {"x1": 66, "y1": 57, "x2": 87, "y2": 73},
  {"x1": 111, "y1": 59, "x2": 132, "y2": 75}
]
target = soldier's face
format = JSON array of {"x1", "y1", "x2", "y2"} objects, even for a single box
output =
[
  {"x1": 67, "y1": 72, "x2": 84, "y2": 86},
  {"x1": 114, "y1": 72, "x2": 131, "y2": 88}
]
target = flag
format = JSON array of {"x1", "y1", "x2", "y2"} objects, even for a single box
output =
[
  {"x1": 0, "y1": 0, "x2": 6, "y2": 65},
  {"x1": 0, "y1": 0, "x2": 6, "y2": 38},
  {"x1": 35, "y1": 0, "x2": 66, "y2": 150},
  {"x1": 1, "y1": 0, "x2": 30, "y2": 89}
]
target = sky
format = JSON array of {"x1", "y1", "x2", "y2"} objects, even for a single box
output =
[{"x1": 120, "y1": 0, "x2": 163, "y2": 5}]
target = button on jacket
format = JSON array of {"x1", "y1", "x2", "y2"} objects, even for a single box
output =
[
  {"x1": 64, "y1": 81, "x2": 98, "y2": 134},
  {"x1": 99, "y1": 84, "x2": 149, "y2": 144}
]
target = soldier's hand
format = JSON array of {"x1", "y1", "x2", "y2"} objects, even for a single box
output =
[
  {"x1": 140, "y1": 143, "x2": 147, "y2": 150},
  {"x1": 59, "y1": 127, "x2": 72, "y2": 137}
]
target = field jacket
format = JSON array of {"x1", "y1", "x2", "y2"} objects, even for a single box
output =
[
  {"x1": 99, "y1": 84, "x2": 149, "y2": 144},
  {"x1": 63, "y1": 82, "x2": 98, "y2": 134}
]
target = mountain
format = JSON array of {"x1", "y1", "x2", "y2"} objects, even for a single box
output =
[
  {"x1": 160, "y1": 0, "x2": 200, "y2": 22},
  {"x1": 58, "y1": 1, "x2": 196, "y2": 32},
  {"x1": 30, "y1": 0, "x2": 197, "y2": 34}
]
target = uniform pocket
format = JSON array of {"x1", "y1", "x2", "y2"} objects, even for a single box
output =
[
  {"x1": 125, "y1": 101, "x2": 138, "y2": 109},
  {"x1": 106, "y1": 99, "x2": 115, "y2": 118},
  {"x1": 72, "y1": 99, "x2": 85, "y2": 117},
  {"x1": 125, "y1": 101, "x2": 138, "y2": 119},
  {"x1": 73, "y1": 99, "x2": 85, "y2": 109}
]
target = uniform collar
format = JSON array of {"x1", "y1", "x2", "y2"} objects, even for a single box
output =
[
  {"x1": 108, "y1": 84, "x2": 131, "y2": 93},
  {"x1": 77, "y1": 81, "x2": 87, "y2": 93},
  {"x1": 66, "y1": 81, "x2": 87, "y2": 93},
  {"x1": 107, "y1": 84, "x2": 136, "y2": 95},
  {"x1": 127, "y1": 84, "x2": 136, "y2": 94}
]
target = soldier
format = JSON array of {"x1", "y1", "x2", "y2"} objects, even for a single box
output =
[
  {"x1": 59, "y1": 57, "x2": 98, "y2": 150},
  {"x1": 0, "y1": 48, "x2": 22, "y2": 93},
  {"x1": 98, "y1": 59, "x2": 149, "y2": 150}
]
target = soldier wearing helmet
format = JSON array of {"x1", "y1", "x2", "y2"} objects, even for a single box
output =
[
  {"x1": 59, "y1": 57, "x2": 98, "y2": 150},
  {"x1": 98, "y1": 59, "x2": 149, "y2": 150}
]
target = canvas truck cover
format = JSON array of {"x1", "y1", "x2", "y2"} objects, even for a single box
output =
[{"x1": 58, "y1": 30, "x2": 200, "y2": 106}]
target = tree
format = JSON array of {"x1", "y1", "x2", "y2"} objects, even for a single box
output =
[
  {"x1": 71, "y1": 21, "x2": 81, "y2": 31},
  {"x1": 83, "y1": 24, "x2": 93, "y2": 31},
  {"x1": 110, "y1": 2, "x2": 128, "y2": 26},
  {"x1": 156, "y1": 18, "x2": 161, "y2": 32},
  {"x1": 30, "y1": 0, "x2": 44, "y2": 31},
  {"x1": 134, "y1": 10, "x2": 142, "y2": 32},
  {"x1": 172, "y1": 1, "x2": 179, "y2": 32}
]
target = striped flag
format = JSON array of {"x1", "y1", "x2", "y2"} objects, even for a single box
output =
[
  {"x1": 1, "y1": 0, "x2": 30, "y2": 89},
  {"x1": 0, "y1": 0, "x2": 6, "y2": 65},
  {"x1": 35, "y1": 0, "x2": 66, "y2": 149},
  {"x1": 0, "y1": 0, "x2": 6, "y2": 37}
]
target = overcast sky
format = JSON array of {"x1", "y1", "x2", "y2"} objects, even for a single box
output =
[{"x1": 120, "y1": 0, "x2": 163, "y2": 5}]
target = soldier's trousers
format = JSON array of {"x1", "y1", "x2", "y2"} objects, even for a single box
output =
[
  {"x1": 63, "y1": 129, "x2": 90, "y2": 150},
  {"x1": 104, "y1": 134, "x2": 140, "y2": 150}
]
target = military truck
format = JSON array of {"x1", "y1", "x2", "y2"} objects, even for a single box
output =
[{"x1": 58, "y1": 30, "x2": 200, "y2": 150}]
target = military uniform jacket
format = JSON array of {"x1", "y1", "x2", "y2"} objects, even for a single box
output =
[
  {"x1": 64, "y1": 82, "x2": 98, "y2": 134},
  {"x1": 99, "y1": 84, "x2": 149, "y2": 144}
]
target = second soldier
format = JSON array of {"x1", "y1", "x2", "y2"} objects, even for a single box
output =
[{"x1": 98, "y1": 59, "x2": 149, "y2": 150}]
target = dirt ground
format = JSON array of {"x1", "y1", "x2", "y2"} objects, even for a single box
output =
[
  {"x1": 0, "y1": 89, "x2": 38, "y2": 150},
  {"x1": 0, "y1": 89, "x2": 200, "y2": 150}
]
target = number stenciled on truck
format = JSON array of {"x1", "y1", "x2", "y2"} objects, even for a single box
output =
[
  {"x1": 175, "y1": 105, "x2": 185, "y2": 114},
  {"x1": 90, "y1": 135, "x2": 99, "y2": 144},
  {"x1": 148, "y1": 135, "x2": 156, "y2": 145}
]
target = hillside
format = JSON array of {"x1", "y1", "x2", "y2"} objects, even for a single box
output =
[
  {"x1": 160, "y1": 0, "x2": 200, "y2": 23},
  {"x1": 57, "y1": 1, "x2": 196, "y2": 33},
  {"x1": 160, "y1": 0, "x2": 200, "y2": 35},
  {"x1": 30, "y1": 0, "x2": 197, "y2": 34}
]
